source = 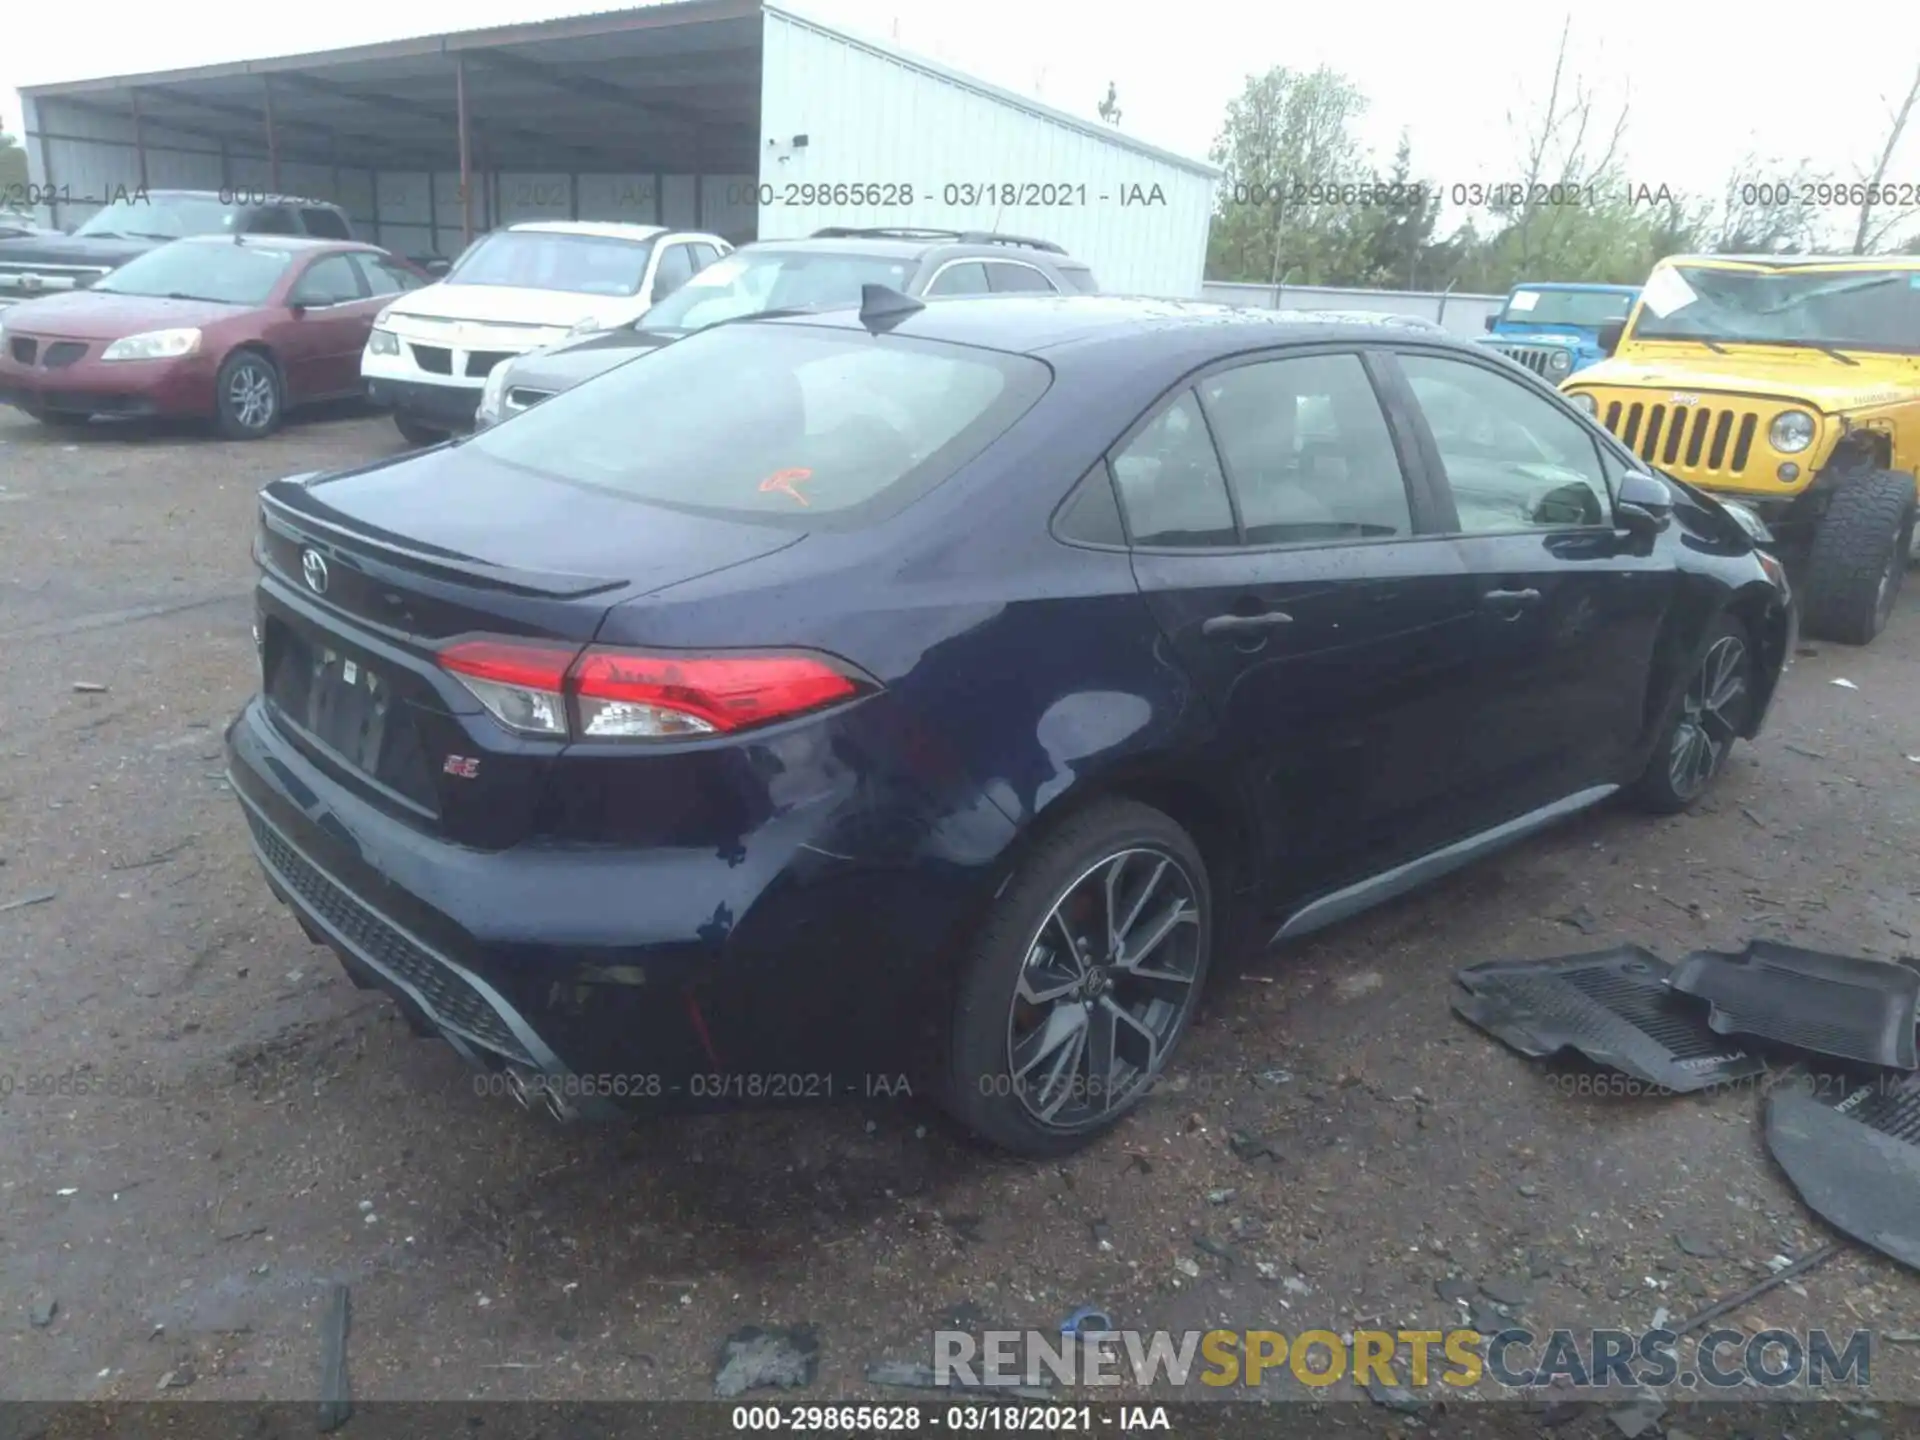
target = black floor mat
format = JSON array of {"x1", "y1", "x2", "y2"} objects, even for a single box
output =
[
  {"x1": 1766, "y1": 1067, "x2": 1920, "y2": 1273},
  {"x1": 1452, "y1": 946, "x2": 1766, "y2": 1093},
  {"x1": 1670, "y1": 941, "x2": 1920, "y2": 1070}
]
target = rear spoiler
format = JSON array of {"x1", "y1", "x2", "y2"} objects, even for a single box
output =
[{"x1": 259, "y1": 480, "x2": 626, "y2": 601}]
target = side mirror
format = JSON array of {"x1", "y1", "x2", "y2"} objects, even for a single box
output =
[
  {"x1": 1598, "y1": 320, "x2": 1625, "y2": 356},
  {"x1": 1484, "y1": 314, "x2": 1498, "y2": 332},
  {"x1": 288, "y1": 300, "x2": 308, "y2": 316},
  {"x1": 1615, "y1": 469, "x2": 1673, "y2": 535}
]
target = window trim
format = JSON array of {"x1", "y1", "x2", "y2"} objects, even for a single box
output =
[
  {"x1": 1374, "y1": 345, "x2": 1624, "y2": 539},
  {"x1": 1047, "y1": 461, "x2": 1131, "y2": 551},
  {"x1": 922, "y1": 258, "x2": 997, "y2": 297},
  {"x1": 289, "y1": 252, "x2": 371, "y2": 309},
  {"x1": 1095, "y1": 342, "x2": 1449, "y2": 557}
]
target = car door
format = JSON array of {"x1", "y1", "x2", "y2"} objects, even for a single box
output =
[
  {"x1": 1113, "y1": 348, "x2": 1487, "y2": 906},
  {"x1": 281, "y1": 253, "x2": 374, "y2": 400},
  {"x1": 1384, "y1": 348, "x2": 1681, "y2": 821}
]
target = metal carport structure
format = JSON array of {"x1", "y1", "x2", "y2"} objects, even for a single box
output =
[{"x1": 18, "y1": 1, "x2": 1219, "y2": 293}]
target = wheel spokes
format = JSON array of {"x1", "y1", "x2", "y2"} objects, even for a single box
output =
[{"x1": 1115, "y1": 899, "x2": 1198, "y2": 983}]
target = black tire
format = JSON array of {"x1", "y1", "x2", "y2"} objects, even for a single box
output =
[
  {"x1": 393, "y1": 412, "x2": 448, "y2": 447},
  {"x1": 940, "y1": 799, "x2": 1212, "y2": 1157},
  {"x1": 1627, "y1": 613, "x2": 1755, "y2": 815},
  {"x1": 1800, "y1": 469, "x2": 1916, "y2": 645},
  {"x1": 213, "y1": 349, "x2": 284, "y2": 440}
]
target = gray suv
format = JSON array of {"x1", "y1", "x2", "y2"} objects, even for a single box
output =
[{"x1": 475, "y1": 227, "x2": 1098, "y2": 427}]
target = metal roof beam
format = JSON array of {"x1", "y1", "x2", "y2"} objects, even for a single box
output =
[
  {"x1": 265, "y1": 68, "x2": 629, "y2": 170},
  {"x1": 461, "y1": 47, "x2": 751, "y2": 138},
  {"x1": 122, "y1": 85, "x2": 444, "y2": 170}
]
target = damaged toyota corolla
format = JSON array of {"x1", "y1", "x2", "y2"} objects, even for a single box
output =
[{"x1": 226, "y1": 291, "x2": 1795, "y2": 1157}]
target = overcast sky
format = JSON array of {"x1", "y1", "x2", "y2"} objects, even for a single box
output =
[{"x1": 7, "y1": 0, "x2": 1920, "y2": 215}]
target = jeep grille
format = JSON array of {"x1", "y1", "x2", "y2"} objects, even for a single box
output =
[
  {"x1": 1488, "y1": 343, "x2": 1566, "y2": 377},
  {"x1": 1586, "y1": 392, "x2": 1770, "y2": 480}
]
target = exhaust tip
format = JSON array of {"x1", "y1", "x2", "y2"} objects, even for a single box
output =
[
  {"x1": 500, "y1": 1064, "x2": 536, "y2": 1109},
  {"x1": 543, "y1": 1086, "x2": 580, "y2": 1124}
]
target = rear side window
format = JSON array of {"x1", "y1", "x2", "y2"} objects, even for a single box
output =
[
  {"x1": 466, "y1": 325, "x2": 1051, "y2": 528},
  {"x1": 689, "y1": 243, "x2": 722, "y2": 270},
  {"x1": 1109, "y1": 391, "x2": 1238, "y2": 548},
  {"x1": 353, "y1": 253, "x2": 424, "y2": 295},
  {"x1": 1057, "y1": 266, "x2": 1099, "y2": 294},
  {"x1": 247, "y1": 207, "x2": 299, "y2": 236},
  {"x1": 987, "y1": 263, "x2": 1058, "y2": 293},
  {"x1": 1197, "y1": 353, "x2": 1413, "y2": 545},
  {"x1": 301, "y1": 207, "x2": 351, "y2": 239}
]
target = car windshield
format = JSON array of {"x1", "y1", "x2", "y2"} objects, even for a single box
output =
[
  {"x1": 1630, "y1": 265, "x2": 1920, "y2": 354},
  {"x1": 444, "y1": 230, "x2": 658, "y2": 296},
  {"x1": 639, "y1": 250, "x2": 917, "y2": 333},
  {"x1": 91, "y1": 241, "x2": 294, "y2": 305},
  {"x1": 1500, "y1": 289, "x2": 1636, "y2": 327},
  {"x1": 74, "y1": 195, "x2": 245, "y2": 242},
  {"x1": 465, "y1": 322, "x2": 1051, "y2": 527}
]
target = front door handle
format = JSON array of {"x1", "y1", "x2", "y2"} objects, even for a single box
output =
[
  {"x1": 1481, "y1": 587, "x2": 1542, "y2": 608},
  {"x1": 1202, "y1": 610, "x2": 1295, "y2": 637}
]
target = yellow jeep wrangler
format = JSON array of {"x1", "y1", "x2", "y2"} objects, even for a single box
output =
[{"x1": 1564, "y1": 254, "x2": 1920, "y2": 644}]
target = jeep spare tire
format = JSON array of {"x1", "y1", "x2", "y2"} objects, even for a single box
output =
[{"x1": 1801, "y1": 469, "x2": 1917, "y2": 645}]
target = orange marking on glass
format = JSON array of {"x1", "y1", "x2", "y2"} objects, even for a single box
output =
[{"x1": 759, "y1": 467, "x2": 814, "y2": 507}]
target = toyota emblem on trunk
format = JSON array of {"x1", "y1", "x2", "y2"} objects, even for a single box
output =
[{"x1": 301, "y1": 548, "x2": 330, "y2": 594}]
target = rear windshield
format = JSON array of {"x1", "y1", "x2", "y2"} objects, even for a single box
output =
[
  {"x1": 446, "y1": 230, "x2": 657, "y2": 296},
  {"x1": 1500, "y1": 288, "x2": 1636, "y2": 327},
  {"x1": 640, "y1": 249, "x2": 918, "y2": 333},
  {"x1": 464, "y1": 322, "x2": 1051, "y2": 527},
  {"x1": 92, "y1": 241, "x2": 293, "y2": 305}
]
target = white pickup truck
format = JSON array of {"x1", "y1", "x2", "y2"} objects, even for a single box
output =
[{"x1": 360, "y1": 220, "x2": 731, "y2": 444}]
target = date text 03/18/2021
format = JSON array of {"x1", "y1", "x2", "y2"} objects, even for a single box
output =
[{"x1": 728, "y1": 1405, "x2": 1169, "y2": 1432}]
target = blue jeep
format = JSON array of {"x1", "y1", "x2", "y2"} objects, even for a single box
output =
[{"x1": 1477, "y1": 282, "x2": 1641, "y2": 383}]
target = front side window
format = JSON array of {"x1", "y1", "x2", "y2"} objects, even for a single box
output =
[
  {"x1": 292, "y1": 255, "x2": 366, "y2": 306},
  {"x1": 74, "y1": 194, "x2": 245, "y2": 241},
  {"x1": 90, "y1": 241, "x2": 294, "y2": 306},
  {"x1": 926, "y1": 262, "x2": 993, "y2": 297},
  {"x1": 445, "y1": 230, "x2": 658, "y2": 297},
  {"x1": 1197, "y1": 352, "x2": 1412, "y2": 546},
  {"x1": 1109, "y1": 391, "x2": 1238, "y2": 548},
  {"x1": 639, "y1": 249, "x2": 916, "y2": 333},
  {"x1": 353, "y1": 254, "x2": 423, "y2": 296},
  {"x1": 1399, "y1": 352, "x2": 1611, "y2": 533},
  {"x1": 247, "y1": 207, "x2": 300, "y2": 236},
  {"x1": 465, "y1": 323, "x2": 1051, "y2": 527}
]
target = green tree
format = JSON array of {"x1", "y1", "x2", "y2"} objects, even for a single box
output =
[
  {"x1": 1205, "y1": 65, "x2": 1376, "y2": 285},
  {"x1": 1348, "y1": 133, "x2": 1439, "y2": 288}
]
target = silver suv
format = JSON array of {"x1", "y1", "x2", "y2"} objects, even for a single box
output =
[{"x1": 475, "y1": 227, "x2": 1098, "y2": 427}]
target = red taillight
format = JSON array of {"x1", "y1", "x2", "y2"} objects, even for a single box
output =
[{"x1": 436, "y1": 637, "x2": 868, "y2": 741}]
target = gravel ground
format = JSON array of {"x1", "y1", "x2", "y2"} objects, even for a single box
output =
[{"x1": 2, "y1": 403, "x2": 1918, "y2": 1417}]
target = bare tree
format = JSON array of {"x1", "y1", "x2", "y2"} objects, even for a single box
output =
[
  {"x1": 1507, "y1": 18, "x2": 1631, "y2": 271},
  {"x1": 1854, "y1": 62, "x2": 1920, "y2": 254}
]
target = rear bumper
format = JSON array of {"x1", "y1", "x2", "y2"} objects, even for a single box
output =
[
  {"x1": 0, "y1": 352, "x2": 216, "y2": 417},
  {"x1": 224, "y1": 691, "x2": 1009, "y2": 1112}
]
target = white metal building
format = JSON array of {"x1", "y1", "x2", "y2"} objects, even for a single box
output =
[{"x1": 18, "y1": 1, "x2": 1219, "y2": 296}]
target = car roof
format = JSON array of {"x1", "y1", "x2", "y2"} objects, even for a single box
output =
[
  {"x1": 504, "y1": 221, "x2": 669, "y2": 241},
  {"x1": 1661, "y1": 253, "x2": 1920, "y2": 269},
  {"x1": 757, "y1": 294, "x2": 1489, "y2": 360},
  {"x1": 743, "y1": 233, "x2": 1082, "y2": 265},
  {"x1": 173, "y1": 234, "x2": 376, "y2": 254},
  {"x1": 132, "y1": 189, "x2": 340, "y2": 208}
]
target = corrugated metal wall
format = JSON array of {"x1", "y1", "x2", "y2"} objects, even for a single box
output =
[
  {"x1": 1202, "y1": 281, "x2": 1505, "y2": 338},
  {"x1": 25, "y1": 96, "x2": 754, "y2": 258},
  {"x1": 758, "y1": 9, "x2": 1216, "y2": 297}
]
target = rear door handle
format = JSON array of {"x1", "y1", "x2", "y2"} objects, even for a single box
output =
[{"x1": 1202, "y1": 610, "x2": 1295, "y2": 637}]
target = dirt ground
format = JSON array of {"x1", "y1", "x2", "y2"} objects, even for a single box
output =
[{"x1": 3, "y1": 402, "x2": 1918, "y2": 1419}]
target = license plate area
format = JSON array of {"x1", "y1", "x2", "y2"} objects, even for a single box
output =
[{"x1": 264, "y1": 618, "x2": 440, "y2": 814}]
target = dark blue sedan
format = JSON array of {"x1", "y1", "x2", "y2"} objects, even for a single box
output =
[{"x1": 226, "y1": 292, "x2": 1794, "y2": 1157}]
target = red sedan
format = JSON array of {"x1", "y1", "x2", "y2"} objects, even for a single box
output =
[{"x1": 0, "y1": 236, "x2": 429, "y2": 439}]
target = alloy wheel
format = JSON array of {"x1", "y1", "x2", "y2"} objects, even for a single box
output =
[
  {"x1": 1006, "y1": 846, "x2": 1204, "y2": 1131},
  {"x1": 1668, "y1": 635, "x2": 1748, "y2": 800},
  {"x1": 228, "y1": 362, "x2": 277, "y2": 432}
]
